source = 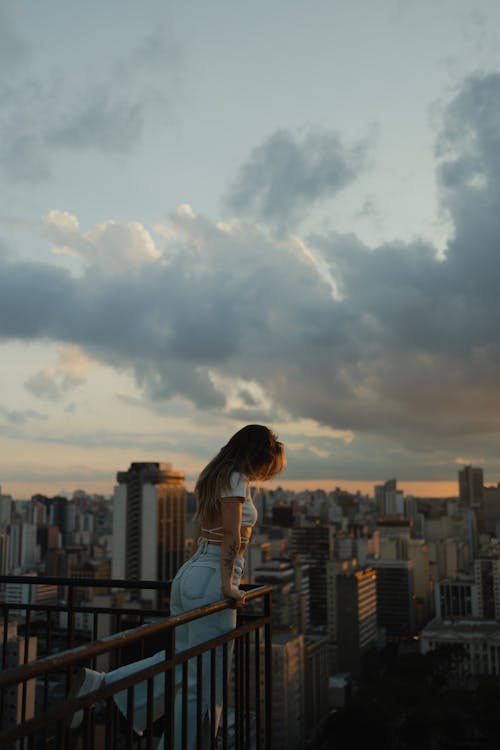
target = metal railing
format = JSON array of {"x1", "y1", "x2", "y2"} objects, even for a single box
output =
[
  {"x1": 0, "y1": 574, "x2": 273, "y2": 749},
  {"x1": 0, "y1": 573, "x2": 171, "y2": 659}
]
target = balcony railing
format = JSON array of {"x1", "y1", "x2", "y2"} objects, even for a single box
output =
[{"x1": 0, "y1": 574, "x2": 272, "y2": 749}]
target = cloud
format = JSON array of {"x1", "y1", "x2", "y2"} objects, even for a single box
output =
[
  {"x1": 455, "y1": 456, "x2": 485, "y2": 466},
  {"x1": 225, "y1": 128, "x2": 369, "y2": 231},
  {"x1": 0, "y1": 464, "x2": 114, "y2": 484},
  {"x1": 0, "y1": 85, "x2": 53, "y2": 182},
  {"x1": 1, "y1": 207, "x2": 336, "y2": 410},
  {"x1": 47, "y1": 90, "x2": 143, "y2": 154},
  {"x1": 1, "y1": 73, "x2": 500, "y2": 479},
  {"x1": 24, "y1": 345, "x2": 99, "y2": 401},
  {"x1": 112, "y1": 31, "x2": 182, "y2": 91},
  {"x1": 43, "y1": 211, "x2": 160, "y2": 274},
  {"x1": 0, "y1": 406, "x2": 46, "y2": 425},
  {"x1": 0, "y1": 13, "x2": 180, "y2": 181},
  {"x1": 0, "y1": 8, "x2": 30, "y2": 68},
  {"x1": 25, "y1": 370, "x2": 64, "y2": 401}
]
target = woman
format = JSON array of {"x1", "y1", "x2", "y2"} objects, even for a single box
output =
[{"x1": 69, "y1": 424, "x2": 285, "y2": 749}]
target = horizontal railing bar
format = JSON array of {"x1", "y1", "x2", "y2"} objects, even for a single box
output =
[
  {"x1": 0, "y1": 585, "x2": 272, "y2": 688},
  {"x1": 0, "y1": 574, "x2": 171, "y2": 590},
  {"x1": 0, "y1": 654, "x2": 179, "y2": 742},
  {"x1": 0, "y1": 603, "x2": 166, "y2": 617},
  {"x1": 0, "y1": 613, "x2": 270, "y2": 744},
  {"x1": 169, "y1": 615, "x2": 270, "y2": 668}
]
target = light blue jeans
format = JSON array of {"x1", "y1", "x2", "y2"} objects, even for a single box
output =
[{"x1": 105, "y1": 542, "x2": 244, "y2": 749}]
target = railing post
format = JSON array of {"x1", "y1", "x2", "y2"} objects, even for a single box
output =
[
  {"x1": 235, "y1": 635, "x2": 242, "y2": 750},
  {"x1": 222, "y1": 644, "x2": 228, "y2": 750},
  {"x1": 244, "y1": 632, "x2": 250, "y2": 749},
  {"x1": 21, "y1": 607, "x2": 32, "y2": 725},
  {"x1": 210, "y1": 647, "x2": 216, "y2": 747},
  {"x1": 67, "y1": 584, "x2": 75, "y2": 650},
  {"x1": 254, "y1": 627, "x2": 261, "y2": 750},
  {"x1": 164, "y1": 625, "x2": 176, "y2": 750},
  {"x1": 0, "y1": 608, "x2": 8, "y2": 728},
  {"x1": 264, "y1": 590, "x2": 272, "y2": 750},
  {"x1": 196, "y1": 653, "x2": 203, "y2": 749},
  {"x1": 0, "y1": 578, "x2": 272, "y2": 750}
]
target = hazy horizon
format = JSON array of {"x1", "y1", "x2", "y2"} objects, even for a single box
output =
[{"x1": 3, "y1": 477, "x2": 463, "y2": 502}]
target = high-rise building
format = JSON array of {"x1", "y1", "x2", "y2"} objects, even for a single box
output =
[
  {"x1": 290, "y1": 524, "x2": 335, "y2": 628},
  {"x1": 466, "y1": 509, "x2": 479, "y2": 563},
  {"x1": 336, "y1": 566, "x2": 378, "y2": 677},
  {"x1": 458, "y1": 465, "x2": 484, "y2": 509},
  {"x1": 269, "y1": 631, "x2": 305, "y2": 750},
  {"x1": 304, "y1": 635, "x2": 330, "y2": 744},
  {"x1": 7, "y1": 522, "x2": 39, "y2": 572},
  {"x1": 244, "y1": 538, "x2": 271, "y2": 583},
  {"x1": 44, "y1": 548, "x2": 69, "y2": 577},
  {"x1": 335, "y1": 534, "x2": 357, "y2": 561},
  {"x1": 112, "y1": 462, "x2": 186, "y2": 589},
  {"x1": 435, "y1": 576, "x2": 479, "y2": 619},
  {"x1": 404, "y1": 496, "x2": 418, "y2": 522},
  {"x1": 0, "y1": 532, "x2": 9, "y2": 576},
  {"x1": 326, "y1": 560, "x2": 346, "y2": 645},
  {"x1": 474, "y1": 555, "x2": 500, "y2": 620},
  {"x1": 370, "y1": 559, "x2": 416, "y2": 637},
  {"x1": 36, "y1": 525, "x2": 60, "y2": 558},
  {"x1": 375, "y1": 532, "x2": 432, "y2": 625},
  {"x1": 428, "y1": 538, "x2": 470, "y2": 582},
  {"x1": 375, "y1": 479, "x2": 404, "y2": 518},
  {"x1": 254, "y1": 559, "x2": 310, "y2": 632},
  {"x1": 407, "y1": 538, "x2": 433, "y2": 626},
  {"x1": 377, "y1": 519, "x2": 413, "y2": 541},
  {"x1": 1, "y1": 624, "x2": 37, "y2": 730},
  {"x1": 479, "y1": 484, "x2": 500, "y2": 535},
  {"x1": 26, "y1": 499, "x2": 47, "y2": 527},
  {"x1": 33, "y1": 495, "x2": 75, "y2": 546},
  {"x1": 0, "y1": 489, "x2": 12, "y2": 529}
]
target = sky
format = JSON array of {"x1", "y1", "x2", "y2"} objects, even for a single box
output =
[{"x1": 1, "y1": 0, "x2": 500, "y2": 499}]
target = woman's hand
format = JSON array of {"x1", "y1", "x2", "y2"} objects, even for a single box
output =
[{"x1": 222, "y1": 585, "x2": 246, "y2": 608}]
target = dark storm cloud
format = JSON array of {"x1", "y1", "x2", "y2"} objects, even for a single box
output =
[
  {"x1": 0, "y1": 210, "x2": 336, "y2": 410},
  {"x1": 225, "y1": 128, "x2": 369, "y2": 231},
  {"x1": 294, "y1": 71, "x2": 500, "y2": 443}
]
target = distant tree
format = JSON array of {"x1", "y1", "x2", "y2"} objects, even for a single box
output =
[
  {"x1": 471, "y1": 677, "x2": 500, "y2": 746},
  {"x1": 313, "y1": 648, "x2": 500, "y2": 750},
  {"x1": 425, "y1": 642, "x2": 468, "y2": 687}
]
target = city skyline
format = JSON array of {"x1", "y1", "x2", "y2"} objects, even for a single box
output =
[
  {"x1": 2, "y1": 423, "x2": 500, "y2": 746},
  {"x1": 2, "y1": 2, "x2": 500, "y2": 498},
  {"x1": 1, "y1": 475, "x2": 488, "y2": 503}
]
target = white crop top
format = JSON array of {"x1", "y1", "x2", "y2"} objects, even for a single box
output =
[
  {"x1": 220, "y1": 472, "x2": 258, "y2": 527},
  {"x1": 200, "y1": 472, "x2": 258, "y2": 543}
]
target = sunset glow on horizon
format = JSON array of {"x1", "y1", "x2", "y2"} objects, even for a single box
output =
[{"x1": 3, "y1": 477, "x2": 461, "y2": 502}]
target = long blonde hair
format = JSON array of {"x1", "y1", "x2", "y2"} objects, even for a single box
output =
[{"x1": 195, "y1": 424, "x2": 286, "y2": 524}]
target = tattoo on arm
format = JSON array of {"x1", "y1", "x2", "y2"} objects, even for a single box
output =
[{"x1": 223, "y1": 542, "x2": 238, "y2": 572}]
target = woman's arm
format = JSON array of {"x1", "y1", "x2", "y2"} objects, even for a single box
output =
[{"x1": 220, "y1": 497, "x2": 245, "y2": 605}]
